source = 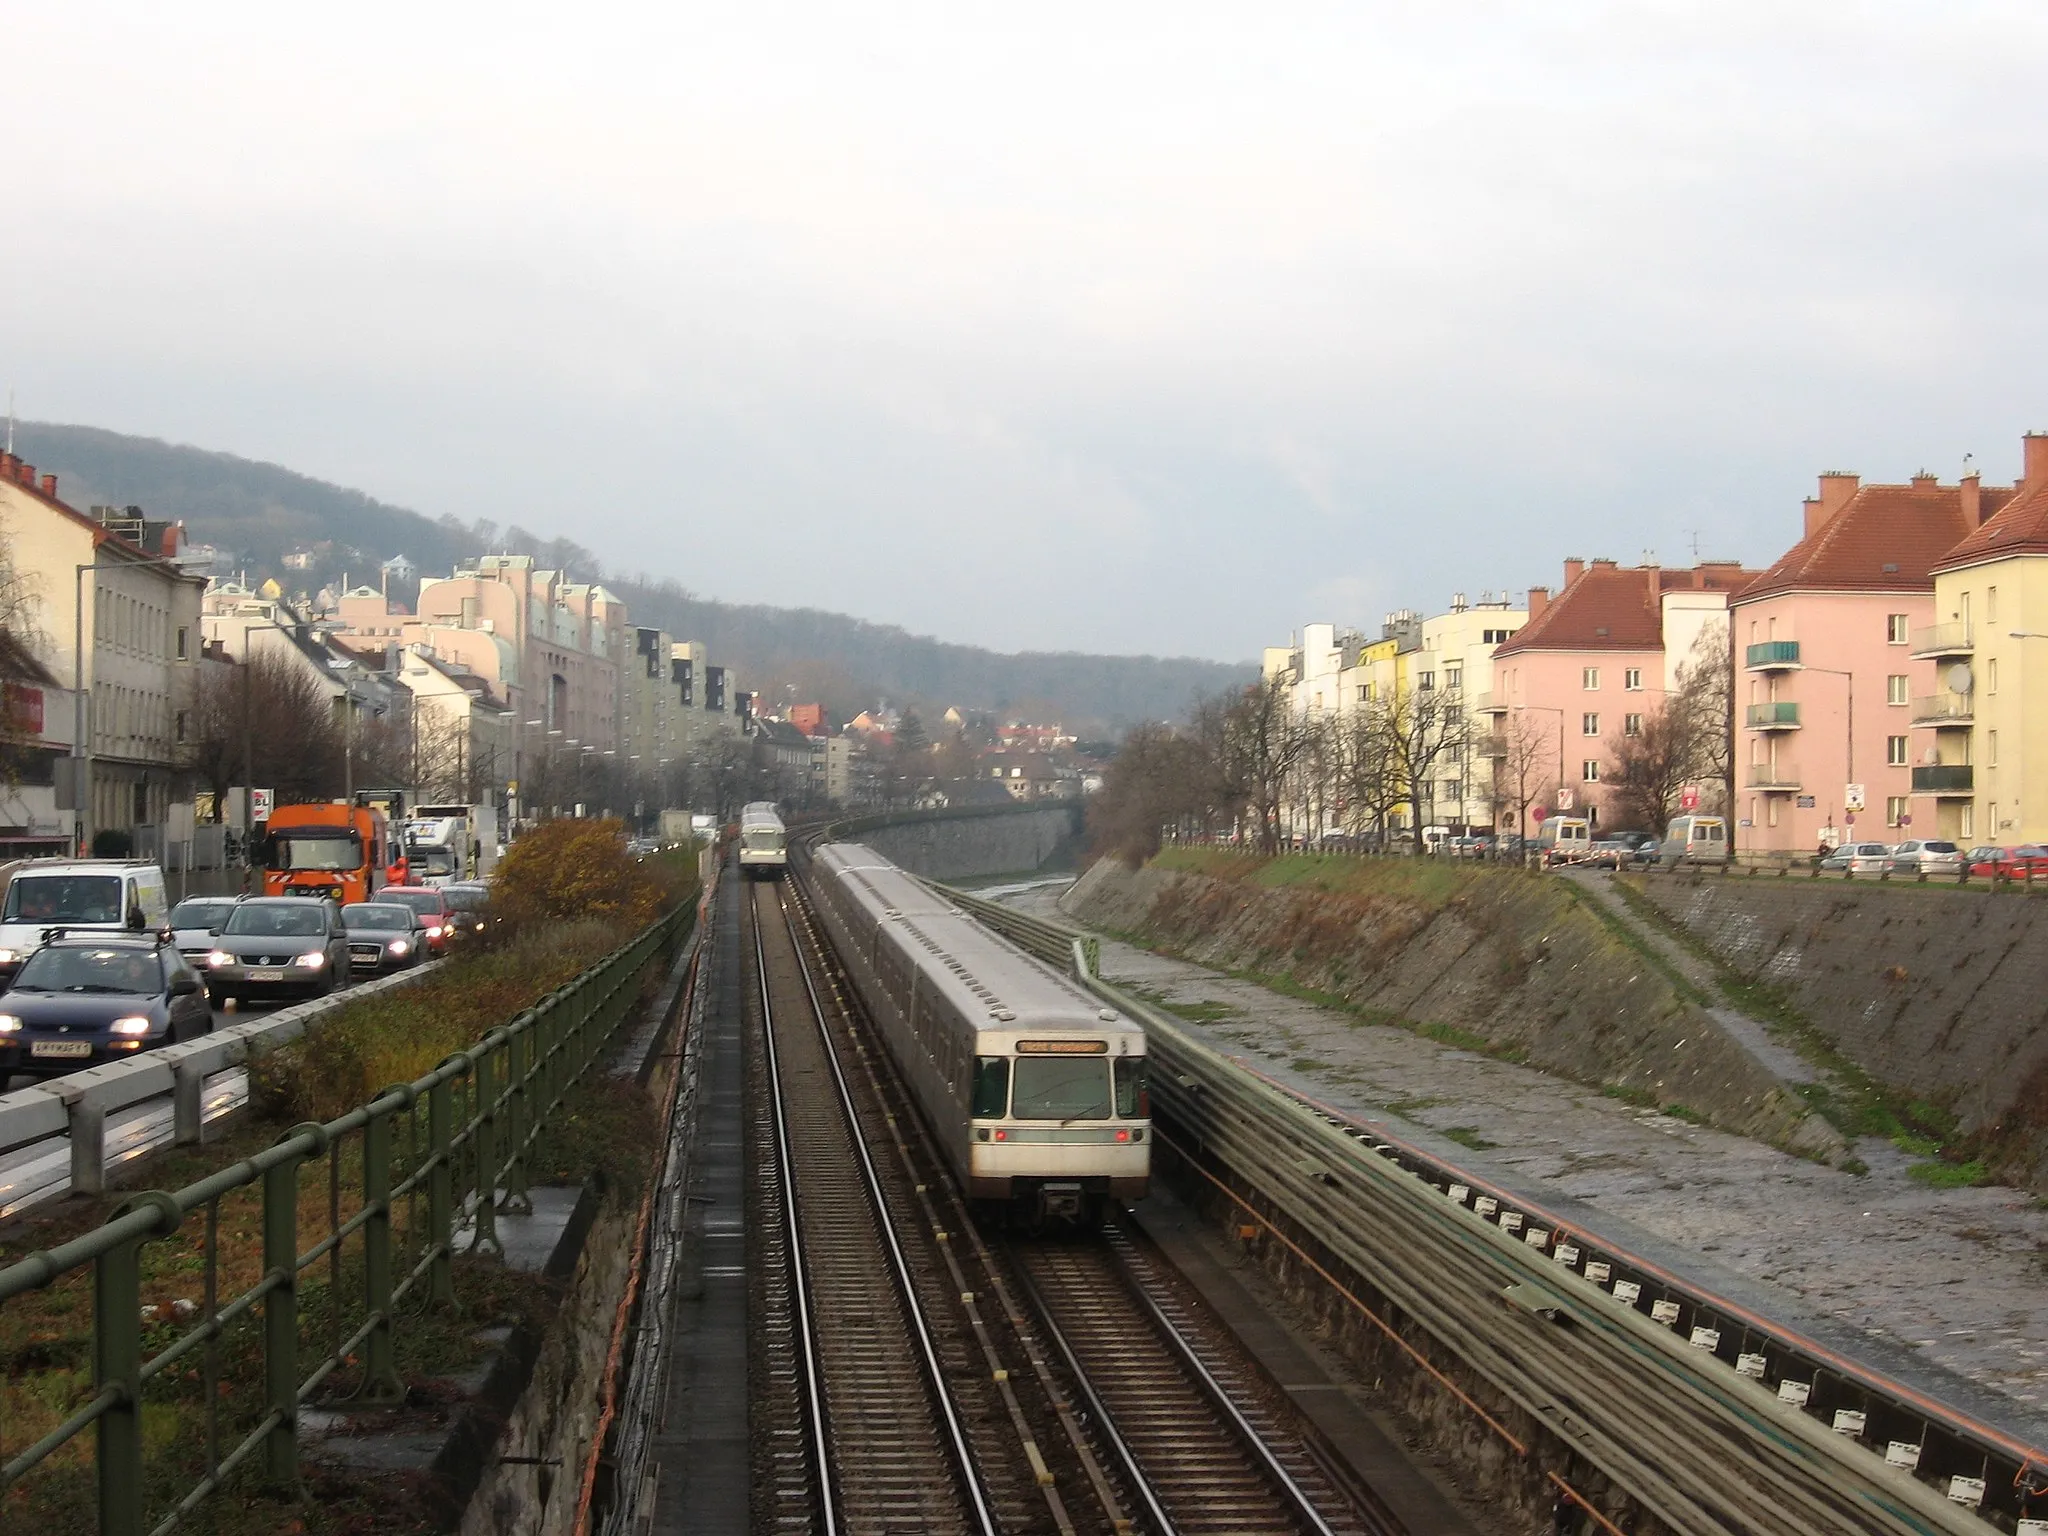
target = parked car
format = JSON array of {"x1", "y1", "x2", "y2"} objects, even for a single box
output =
[
  {"x1": 168, "y1": 896, "x2": 241, "y2": 972},
  {"x1": 1444, "y1": 835, "x2": 1490, "y2": 859},
  {"x1": 440, "y1": 882, "x2": 492, "y2": 939},
  {"x1": 1883, "y1": 839, "x2": 1964, "y2": 878},
  {"x1": 341, "y1": 902, "x2": 431, "y2": 975},
  {"x1": 1820, "y1": 841, "x2": 1892, "y2": 875},
  {"x1": 1963, "y1": 846, "x2": 2009, "y2": 877},
  {"x1": 203, "y1": 897, "x2": 352, "y2": 1004},
  {"x1": 376, "y1": 885, "x2": 458, "y2": 956},
  {"x1": 1584, "y1": 838, "x2": 1632, "y2": 870},
  {"x1": 1977, "y1": 844, "x2": 2048, "y2": 881},
  {"x1": 0, "y1": 932, "x2": 211, "y2": 1078}
]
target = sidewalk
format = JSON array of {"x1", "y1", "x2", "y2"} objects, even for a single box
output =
[{"x1": 997, "y1": 881, "x2": 2048, "y2": 1447}]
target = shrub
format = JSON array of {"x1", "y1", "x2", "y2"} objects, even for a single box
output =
[{"x1": 492, "y1": 817, "x2": 665, "y2": 931}]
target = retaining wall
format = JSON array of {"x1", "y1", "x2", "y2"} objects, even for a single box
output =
[
  {"x1": 860, "y1": 802, "x2": 1081, "y2": 882},
  {"x1": 1624, "y1": 873, "x2": 2048, "y2": 1169}
]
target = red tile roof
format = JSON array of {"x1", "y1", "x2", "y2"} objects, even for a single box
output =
[
  {"x1": 1934, "y1": 478, "x2": 2048, "y2": 571},
  {"x1": 1494, "y1": 563, "x2": 1758, "y2": 655},
  {"x1": 1739, "y1": 482, "x2": 2017, "y2": 601}
]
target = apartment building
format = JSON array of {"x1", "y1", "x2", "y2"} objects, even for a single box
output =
[
  {"x1": 1925, "y1": 432, "x2": 2048, "y2": 844},
  {"x1": 0, "y1": 455, "x2": 204, "y2": 849},
  {"x1": 1731, "y1": 469, "x2": 2007, "y2": 853},
  {"x1": 1487, "y1": 558, "x2": 1756, "y2": 830}
]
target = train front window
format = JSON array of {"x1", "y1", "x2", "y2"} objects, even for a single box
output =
[
  {"x1": 1114, "y1": 1058, "x2": 1148, "y2": 1118},
  {"x1": 972, "y1": 1057, "x2": 1009, "y2": 1118},
  {"x1": 1010, "y1": 1058, "x2": 1111, "y2": 1121}
]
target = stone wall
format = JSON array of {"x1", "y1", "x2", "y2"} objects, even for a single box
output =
[
  {"x1": 1065, "y1": 855, "x2": 1840, "y2": 1159},
  {"x1": 861, "y1": 803, "x2": 1081, "y2": 882},
  {"x1": 1624, "y1": 873, "x2": 2048, "y2": 1151}
]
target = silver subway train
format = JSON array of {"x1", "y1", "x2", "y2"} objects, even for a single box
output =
[
  {"x1": 808, "y1": 842, "x2": 1149, "y2": 1223},
  {"x1": 738, "y1": 802, "x2": 788, "y2": 879}
]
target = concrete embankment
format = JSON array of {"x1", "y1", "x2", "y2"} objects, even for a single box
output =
[
  {"x1": 859, "y1": 802, "x2": 1081, "y2": 881},
  {"x1": 1625, "y1": 872, "x2": 2048, "y2": 1184},
  {"x1": 1065, "y1": 850, "x2": 1842, "y2": 1160}
]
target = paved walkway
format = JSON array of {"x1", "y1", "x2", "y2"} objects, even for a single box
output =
[{"x1": 998, "y1": 881, "x2": 2048, "y2": 1448}]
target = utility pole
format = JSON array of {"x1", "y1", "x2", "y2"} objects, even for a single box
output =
[{"x1": 240, "y1": 657, "x2": 255, "y2": 893}]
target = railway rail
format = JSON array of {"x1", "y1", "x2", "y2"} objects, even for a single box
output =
[
  {"x1": 772, "y1": 851, "x2": 1404, "y2": 1536},
  {"x1": 944, "y1": 882, "x2": 2047, "y2": 1535}
]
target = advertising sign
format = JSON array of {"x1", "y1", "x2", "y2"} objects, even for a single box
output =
[{"x1": 1844, "y1": 783, "x2": 1866, "y2": 812}]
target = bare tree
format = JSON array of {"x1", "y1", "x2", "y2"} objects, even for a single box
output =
[
  {"x1": 184, "y1": 651, "x2": 344, "y2": 816},
  {"x1": 1673, "y1": 620, "x2": 1734, "y2": 815},
  {"x1": 1379, "y1": 684, "x2": 1470, "y2": 845},
  {"x1": 1605, "y1": 704, "x2": 1693, "y2": 833},
  {"x1": 1219, "y1": 676, "x2": 1319, "y2": 854},
  {"x1": 1490, "y1": 709, "x2": 1556, "y2": 844}
]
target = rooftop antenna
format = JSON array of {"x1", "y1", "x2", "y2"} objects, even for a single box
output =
[{"x1": 1689, "y1": 530, "x2": 1704, "y2": 562}]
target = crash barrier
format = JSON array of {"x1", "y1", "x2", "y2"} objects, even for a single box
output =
[
  {"x1": 941, "y1": 882, "x2": 2043, "y2": 1534},
  {"x1": 0, "y1": 962, "x2": 444, "y2": 1218},
  {"x1": 0, "y1": 904, "x2": 690, "y2": 1536}
]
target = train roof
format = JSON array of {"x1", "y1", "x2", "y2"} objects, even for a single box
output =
[
  {"x1": 740, "y1": 805, "x2": 786, "y2": 827},
  {"x1": 815, "y1": 842, "x2": 1127, "y2": 1034}
]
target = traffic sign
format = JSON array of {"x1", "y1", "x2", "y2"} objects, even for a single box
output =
[
  {"x1": 1679, "y1": 784, "x2": 1701, "y2": 812},
  {"x1": 251, "y1": 787, "x2": 275, "y2": 822},
  {"x1": 1844, "y1": 783, "x2": 1866, "y2": 812},
  {"x1": 1557, "y1": 788, "x2": 1575, "y2": 810},
  {"x1": 1532, "y1": 806, "x2": 1549, "y2": 823}
]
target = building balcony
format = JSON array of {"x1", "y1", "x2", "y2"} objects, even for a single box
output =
[
  {"x1": 1744, "y1": 640, "x2": 1802, "y2": 671},
  {"x1": 1744, "y1": 701, "x2": 1801, "y2": 731},
  {"x1": 1909, "y1": 622, "x2": 1974, "y2": 659},
  {"x1": 1473, "y1": 691, "x2": 1506, "y2": 715},
  {"x1": 1910, "y1": 692, "x2": 1974, "y2": 726},
  {"x1": 1481, "y1": 733, "x2": 1508, "y2": 759},
  {"x1": 1744, "y1": 765, "x2": 1802, "y2": 792},
  {"x1": 1911, "y1": 764, "x2": 1974, "y2": 796}
]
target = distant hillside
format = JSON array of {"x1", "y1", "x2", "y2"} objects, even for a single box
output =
[{"x1": 11, "y1": 421, "x2": 1248, "y2": 727}]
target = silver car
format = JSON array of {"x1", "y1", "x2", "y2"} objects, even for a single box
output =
[
  {"x1": 1883, "y1": 839, "x2": 1964, "y2": 877},
  {"x1": 1820, "y1": 841, "x2": 1893, "y2": 875}
]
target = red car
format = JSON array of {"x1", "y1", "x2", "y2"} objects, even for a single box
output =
[
  {"x1": 1980, "y1": 845, "x2": 2048, "y2": 881},
  {"x1": 376, "y1": 885, "x2": 457, "y2": 956}
]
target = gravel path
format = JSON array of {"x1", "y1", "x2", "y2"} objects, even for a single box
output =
[{"x1": 994, "y1": 879, "x2": 2048, "y2": 1448}]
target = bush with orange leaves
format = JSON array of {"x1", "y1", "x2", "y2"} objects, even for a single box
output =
[{"x1": 491, "y1": 816, "x2": 668, "y2": 932}]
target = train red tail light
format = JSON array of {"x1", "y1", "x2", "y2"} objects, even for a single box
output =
[
  {"x1": 993, "y1": 1129, "x2": 1008, "y2": 1142},
  {"x1": 1115, "y1": 1128, "x2": 1130, "y2": 1142}
]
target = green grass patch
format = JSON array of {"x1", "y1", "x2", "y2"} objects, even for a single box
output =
[
  {"x1": 1602, "y1": 1083, "x2": 1659, "y2": 1108},
  {"x1": 1664, "y1": 1104, "x2": 1709, "y2": 1125},
  {"x1": 1909, "y1": 1158, "x2": 1991, "y2": 1189},
  {"x1": 1440, "y1": 1126, "x2": 1499, "y2": 1151},
  {"x1": 1382, "y1": 1095, "x2": 1449, "y2": 1117},
  {"x1": 1151, "y1": 846, "x2": 1494, "y2": 908}
]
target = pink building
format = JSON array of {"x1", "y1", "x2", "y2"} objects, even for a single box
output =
[
  {"x1": 1486, "y1": 558, "x2": 1757, "y2": 830},
  {"x1": 1730, "y1": 471, "x2": 2013, "y2": 855}
]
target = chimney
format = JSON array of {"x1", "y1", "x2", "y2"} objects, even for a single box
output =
[
  {"x1": 38, "y1": 474, "x2": 56, "y2": 499},
  {"x1": 1807, "y1": 471, "x2": 1860, "y2": 535},
  {"x1": 2025, "y1": 432, "x2": 2048, "y2": 489},
  {"x1": 1563, "y1": 558, "x2": 1585, "y2": 586},
  {"x1": 0, "y1": 453, "x2": 14, "y2": 478},
  {"x1": 1961, "y1": 471, "x2": 1982, "y2": 525},
  {"x1": 1527, "y1": 585, "x2": 1551, "y2": 620},
  {"x1": 1911, "y1": 470, "x2": 1938, "y2": 488},
  {"x1": 17, "y1": 462, "x2": 33, "y2": 486},
  {"x1": 1645, "y1": 562, "x2": 1661, "y2": 602}
]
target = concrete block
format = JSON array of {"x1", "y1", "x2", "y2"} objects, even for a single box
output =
[{"x1": 0, "y1": 1085, "x2": 67, "y2": 1154}]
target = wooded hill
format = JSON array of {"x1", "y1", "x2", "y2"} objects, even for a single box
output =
[{"x1": 11, "y1": 421, "x2": 1248, "y2": 728}]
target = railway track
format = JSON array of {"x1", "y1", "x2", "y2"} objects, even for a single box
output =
[{"x1": 767, "y1": 861, "x2": 1405, "y2": 1536}]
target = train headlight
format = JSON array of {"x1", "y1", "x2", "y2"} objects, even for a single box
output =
[{"x1": 976, "y1": 1128, "x2": 989, "y2": 1142}]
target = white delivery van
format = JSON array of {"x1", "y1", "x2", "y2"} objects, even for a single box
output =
[
  {"x1": 1659, "y1": 815, "x2": 1730, "y2": 868},
  {"x1": 1537, "y1": 817, "x2": 1593, "y2": 865},
  {"x1": 0, "y1": 859, "x2": 170, "y2": 979}
]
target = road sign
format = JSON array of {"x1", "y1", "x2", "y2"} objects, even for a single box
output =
[
  {"x1": 250, "y1": 787, "x2": 275, "y2": 822},
  {"x1": 1532, "y1": 806, "x2": 1549, "y2": 823},
  {"x1": 1844, "y1": 783, "x2": 1866, "y2": 812},
  {"x1": 1557, "y1": 788, "x2": 1575, "y2": 810},
  {"x1": 1679, "y1": 784, "x2": 1701, "y2": 812}
]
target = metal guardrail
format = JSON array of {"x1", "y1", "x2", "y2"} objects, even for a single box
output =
[
  {"x1": 0, "y1": 905, "x2": 689, "y2": 1536},
  {"x1": 940, "y1": 883, "x2": 2041, "y2": 1533},
  {"x1": 0, "y1": 962, "x2": 444, "y2": 1218}
]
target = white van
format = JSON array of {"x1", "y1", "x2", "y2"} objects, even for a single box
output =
[
  {"x1": 0, "y1": 860, "x2": 169, "y2": 980},
  {"x1": 1659, "y1": 815, "x2": 1730, "y2": 868},
  {"x1": 1538, "y1": 817, "x2": 1593, "y2": 865}
]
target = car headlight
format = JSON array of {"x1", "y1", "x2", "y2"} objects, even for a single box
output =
[
  {"x1": 206, "y1": 950, "x2": 234, "y2": 968},
  {"x1": 110, "y1": 1016, "x2": 153, "y2": 1036},
  {"x1": 425, "y1": 925, "x2": 443, "y2": 938},
  {"x1": 0, "y1": 1014, "x2": 21, "y2": 1033},
  {"x1": 387, "y1": 939, "x2": 410, "y2": 955},
  {"x1": 0, "y1": 948, "x2": 17, "y2": 965},
  {"x1": 292, "y1": 952, "x2": 326, "y2": 969}
]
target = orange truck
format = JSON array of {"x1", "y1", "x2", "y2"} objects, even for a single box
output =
[{"x1": 261, "y1": 802, "x2": 400, "y2": 905}]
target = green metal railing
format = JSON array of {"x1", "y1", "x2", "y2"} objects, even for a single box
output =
[{"x1": 0, "y1": 905, "x2": 688, "y2": 1536}]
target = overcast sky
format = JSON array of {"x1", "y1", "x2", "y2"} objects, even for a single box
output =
[{"x1": 6, "y1": 4, "x2": 2046, "y2": 659}]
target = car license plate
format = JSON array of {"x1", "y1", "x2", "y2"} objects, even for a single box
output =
[
  {"x1": 246, "y1": 968, "x2": 285, "y2": 983},
  {"x1": 32, "y1": 1040, "x2": 92, "y2": 1059}
]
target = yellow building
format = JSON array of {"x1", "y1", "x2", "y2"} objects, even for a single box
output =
[{"x1": 1924, "y1": 433, "x2": 2048, "y2": 844}]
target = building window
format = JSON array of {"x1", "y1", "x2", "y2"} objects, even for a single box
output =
[
  {"x1": 1989, "y1": 657, "x2": 1999, "y2": 694},
  {"x1": 1887, "y1": 675, "x2": 1908, "y2": 706},
  {"x1": 1990, "y1": 729, "x2": 1999, "y2": 766},
  {"x1": 1961, "y1": 803, "x2": 1974, "y2": 839},
  {"x1": 1886, "y1": 614, "x2": 1908, "y2": 644},
  {"x1": 1357, "y1": 684, "x2": 1369, "y2": 702},
  {"x1": 1886, "y1": 735, "x2": 1908, "y2": 766},
  {"x1": 1419, "y1": 671, "x2": 1435, "y2": 691},
  {"x1": 1582, "y1": 712, "x2": 1600, "y2": 736},
  {"x1": 1443, "y1": 779, "x2": 1461, "y2": 802},
  {"x1": 175, "y1": 626, "x2": 189, "y2": 661},
  {"x1": 1444, "y1": 665, "x2": 1462, "y2": 691},
  {"x1": 1885, "y1": 795, "x2": 1908, "y2": 828},
  {"x1": 1582, "y1": 760, "x2": 1601, "y2": 783},
  {"x1": 1624, "y1": 713, "x2": 1643, "y2": 737},
  {"x1": 1624, "y1": 668, "x2": 1642, "y2": 691},
  {"x1": 1582, "y1": 667, "x2": 1600, "y2": 690},
  {"x1": 1989, "y1": 587, "x2": 1999, "y2": 623}
]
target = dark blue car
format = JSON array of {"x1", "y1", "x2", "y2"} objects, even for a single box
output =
[{"x1": 0, "y1": 933, "x2": 212, "y2": 1078}]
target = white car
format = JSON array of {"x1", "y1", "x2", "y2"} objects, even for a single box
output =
[{"x1": 1883, "y1": 839, "x2": 1964, "y2": 877}]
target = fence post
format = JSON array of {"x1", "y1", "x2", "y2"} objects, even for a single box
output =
[
  {"x1": 501, "y1": 1022, "x2": 533, "y2": 1216},
  {"x1": 427, "y1": 1073, "x2": 456, "y2": 1304},
  {"x1": 70, "y1": 1101, "x2": 107, "y2": 1196},
  {"x1": 97, "y1": 1193, "x2": 177, "y2": 1536},
  {"x1": 357, "y1": 1096, "x2": 406, "y2": 1405},
  {"x1": 265, "y1": 1129, "x2": 319, "y2": 1492},
  {"x1": 471, "y1": 1040, "x2": 504, "y2": 1257},
  {"x1": 172, "y1": 1060, "x2": 206, "y2": 1145}
]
